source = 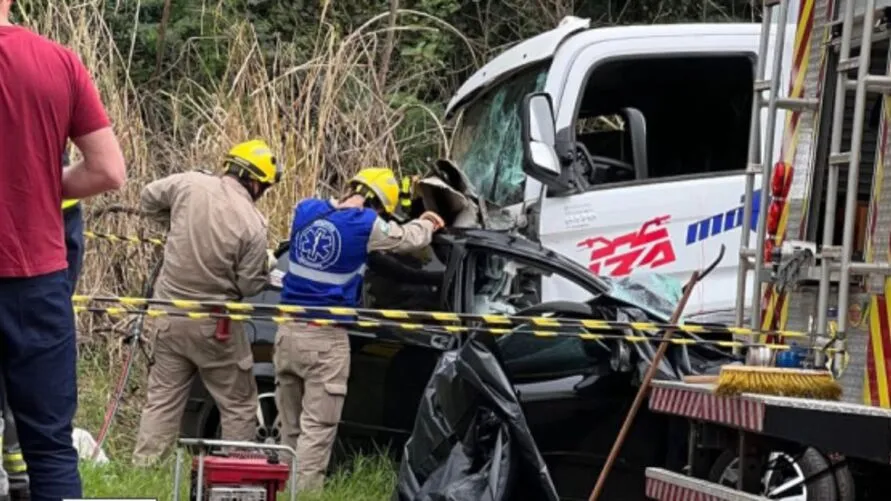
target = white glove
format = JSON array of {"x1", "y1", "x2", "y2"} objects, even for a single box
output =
[{"x1": 267, "y1": 249, "x2": 277, "y2": 271}]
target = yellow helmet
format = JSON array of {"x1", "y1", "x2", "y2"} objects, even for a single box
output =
[
  {"x1": 349, "y1": 167, "x2": 400, "y2": 215},
  {"x1": 224, "y1": 139, "x2": 281, "y2": 185}
]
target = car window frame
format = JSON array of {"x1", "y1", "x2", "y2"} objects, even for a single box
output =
[{"x1": 457, "y1": 242, "x2": 608, "y2": 381}]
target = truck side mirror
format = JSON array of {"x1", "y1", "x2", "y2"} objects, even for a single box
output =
[
  {"x1": 521, "y1": 92, "x2": 569, "y2": 192},
  {"x1": 619, "y1": 107, "x2": 649, "y2": 181}
]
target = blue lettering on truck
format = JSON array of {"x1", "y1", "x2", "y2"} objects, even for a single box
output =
[{"x1": 686, "y1": 190, "x2": 761, "y2": 245}]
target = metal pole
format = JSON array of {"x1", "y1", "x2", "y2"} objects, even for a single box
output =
[
  {"x1": 735, "y1": 0, "x2": 775, "y2": 330},
  {"x1": 173, "y1": 447, "x2": 183, "y2": 501},
  {"x1": 196, "y1": 448, "x2": 205, "y2": 501},
  {"x1": 839, "y1": 1, "x2": 879, "y2": 333},
  {"x1": 751, "y1": 0, "x2": 792, "y2": 330},
  {"x1": 816, "y1": 0, "x2": 858, "y2": 359}
]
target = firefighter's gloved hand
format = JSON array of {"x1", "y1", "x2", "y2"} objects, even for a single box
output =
[
  {"x1": 267, "y1": 249, "x2": 277, "y2": 271},
  {"x1": 420, "y1": 211, "x2": 445, "y2": 232}
]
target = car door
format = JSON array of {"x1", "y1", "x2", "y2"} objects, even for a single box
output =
[
  {"x1": 246, "y1": 240, "x2": 459, "y2": 461},
  {"x1": 339, "y1": 246, "x2": 458, "y2": 453},
  {"x1": 457, "y1": 242, "x2": 675, "y2": 500}
]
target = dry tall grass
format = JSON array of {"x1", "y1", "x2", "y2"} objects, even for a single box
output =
[
  {"x1": 22, "y1": 2, "x2": 462, "y2": 297},
  {"x1": 14, "y1": 0, "x2": 469, "y2": 457}
]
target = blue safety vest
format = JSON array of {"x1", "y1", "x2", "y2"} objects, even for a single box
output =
[{"x1": 281, "y1": 199, "x2": 377, "y2": 318}]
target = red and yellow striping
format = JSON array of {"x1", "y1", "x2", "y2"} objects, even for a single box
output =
[
  {"x1": 863, "y1": 95, "x2": 891, "y2": 407},
  {"x1": 759, "y1": 0, "x2": 825, "y2": 344}
]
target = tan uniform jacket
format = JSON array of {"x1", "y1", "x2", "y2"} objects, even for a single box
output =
[
  {"x1": 366, "y1": 215, "x2": 436, "y2": 254},
  {"x1": 141, "y1": 172, "x2": 269, "y2": 301}
]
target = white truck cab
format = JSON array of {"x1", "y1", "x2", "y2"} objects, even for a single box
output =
[{"x1": 441, "y1": 16, "x2": 796, "y2": 319}]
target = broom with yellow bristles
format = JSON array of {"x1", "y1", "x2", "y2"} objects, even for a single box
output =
[{"x1": 712, "y1": 364, "x2": 842, "y2": 400}]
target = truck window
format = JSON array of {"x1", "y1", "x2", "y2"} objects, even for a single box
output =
[
  {"x1": 450, "y1": 63, "x2": 548, "y2": 207},
  {"x1": 571, "y1": 55, "x2": 754, "y2": 187}
]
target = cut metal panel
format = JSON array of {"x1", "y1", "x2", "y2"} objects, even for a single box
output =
[{"x1": 645, "y1": 468, "x2": 772, "y2": 501}]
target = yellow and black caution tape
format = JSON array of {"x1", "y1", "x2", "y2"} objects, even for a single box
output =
[
  {"x1": 84, "y1": 231, "x2": 165, "y2": 247},
  {"x1": 73, "y1": 305, "x2": 839, "y2": 353},
  {"x1": 71, "y1": 295, "x2": 815, "y2": 340}
]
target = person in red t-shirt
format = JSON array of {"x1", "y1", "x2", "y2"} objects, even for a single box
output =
[{"x1": 0, "y1": 0, "x2": 126, "y2": 498}]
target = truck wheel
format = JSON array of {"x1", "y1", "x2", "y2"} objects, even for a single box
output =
[
  {"x1": 824, "y1": 453, "x2": 855, "y2": 501},
  {"x1": 208, "y1": 383, "x2": 281, "y2": 445},
  {"x1": 255, "y1": 387, "x2": 281, "y2": 444},
  {"x1": 708, "y1": 447, "x2": 838, "y2": 500}
]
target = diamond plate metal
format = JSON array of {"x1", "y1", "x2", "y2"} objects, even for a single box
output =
[{"x1": 782, "y1": 284, "x2": 870, "y2": 403}]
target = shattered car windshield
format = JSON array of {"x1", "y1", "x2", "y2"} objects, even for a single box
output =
[{"x1": 450, "y1": 64, "x2": 548, "y2": 207}]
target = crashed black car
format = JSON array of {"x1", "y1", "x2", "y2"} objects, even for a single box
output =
[{"x1": 179, "y1": 216, "x2": 736, "y2": 499}]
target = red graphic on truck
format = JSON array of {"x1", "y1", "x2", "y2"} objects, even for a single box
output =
[{"x1": 577, "y1": 215, "x2": 677, "y2": 277}]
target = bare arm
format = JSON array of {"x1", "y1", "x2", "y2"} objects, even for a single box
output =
[
  {"x1": 61, "y1": 51, "x2": 126, "y2": 199},
  {"x1": 235, "y1": 228, "x2": 270, "y2": 298},
  {"x1": 64, "y1": 128, "x2": 126, "y2": 199},
  {"x1": 367, "y1": 217, "x2": 436, "y2": 254}
]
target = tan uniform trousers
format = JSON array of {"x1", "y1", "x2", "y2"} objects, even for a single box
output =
[
  {"x1": 273, "y1": 323, "x2": 349, "y2": 492},
  {"x1": 132, "y1": 315, "x2": 258, "y2": 466}
]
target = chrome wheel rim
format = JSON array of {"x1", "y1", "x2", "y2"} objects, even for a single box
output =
[{"x1": 718, "y1": 451, "x2": 808, "y2": 501}]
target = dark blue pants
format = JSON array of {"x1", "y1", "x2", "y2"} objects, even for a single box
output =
[
  {"x1": 0, "y1": 208, "x2": 84, "y2": 500},
  {"x1": 64, "y1": 204, "x2": 85, "y2": 290}
]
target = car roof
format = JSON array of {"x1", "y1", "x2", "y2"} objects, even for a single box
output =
[{"x1": 436, "y1": 228, "x2": 613, "y2": 294}]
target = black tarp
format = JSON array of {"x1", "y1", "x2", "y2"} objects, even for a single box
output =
[
  {"x1": 394, "y1": 273, "x2": 740, "y2": 500},
  {"x1": 393, "y1": 338, "x2": 560, "y2": 501}
]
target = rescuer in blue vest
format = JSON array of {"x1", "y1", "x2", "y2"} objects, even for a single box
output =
[{"x1": 274, "y1": 167, "x2": 444, "y2": 492}]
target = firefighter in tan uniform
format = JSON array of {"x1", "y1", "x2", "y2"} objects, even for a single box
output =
[
  {"x1": 131, "y1": 140, "x2": 282, "y2": 466},
  {"x1": 275, "y1": 167, "x2": 445, "y2": 491}
]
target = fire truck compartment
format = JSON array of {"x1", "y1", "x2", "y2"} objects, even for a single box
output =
[{"x1": 649, "y1": 380, "x2": 891, "y2": 465}]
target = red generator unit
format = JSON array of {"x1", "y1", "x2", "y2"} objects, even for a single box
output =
[{"x1": 188, "y1": 453, "x2": 290, "y2": 501}]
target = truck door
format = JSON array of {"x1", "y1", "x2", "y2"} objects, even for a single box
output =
[{"x1": 530, "y1": 38, "x2": 779, "y2": 317}]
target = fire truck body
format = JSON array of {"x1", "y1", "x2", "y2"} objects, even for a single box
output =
[{"x1": 645, "y1": 0, "x2": 891, "y2": 498}]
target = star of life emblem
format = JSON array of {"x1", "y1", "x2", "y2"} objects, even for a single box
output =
[{"x1": 296, "y1": 219, "x2": 342, "y2": 270}]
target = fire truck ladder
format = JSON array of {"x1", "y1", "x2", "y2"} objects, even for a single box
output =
[
  {"x1": 814, "y1": 0, "x2": 891, "y2": 360},
  {"x1": 737, "y1": 0, "x2": 891, "y2": 354},
  {"x1": 736, "y1": 0, "x2": 819, "y2": 332}
]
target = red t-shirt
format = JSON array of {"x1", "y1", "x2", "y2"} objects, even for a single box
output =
[{"x1": 0, "y1": 26, "x2": 111, "y2": 277}]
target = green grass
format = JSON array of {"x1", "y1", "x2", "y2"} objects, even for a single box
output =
[
  {"x1": 74, "y1": 346, "x2": 397, "y2": 500},
  {"x1": 79, "y1": 454, "x2": 397, "y2": 500}
]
